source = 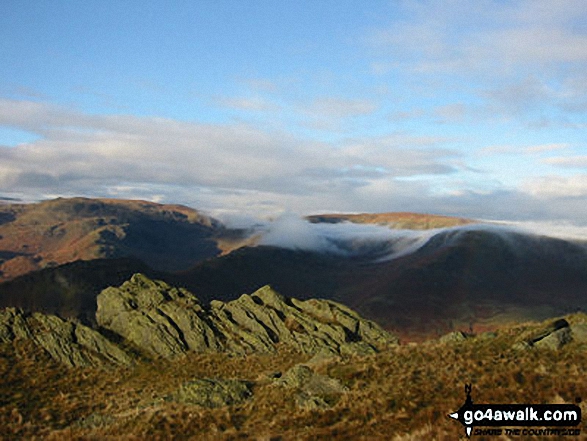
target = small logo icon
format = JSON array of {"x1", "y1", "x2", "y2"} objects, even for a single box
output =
[
  {"x1": 449, "y1": 384, "x2": 581, "y2": 438},
  {"x1": 449, "y1": 384, "x2": 475, "y2": 437}
]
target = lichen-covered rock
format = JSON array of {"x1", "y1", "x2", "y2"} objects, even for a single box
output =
[
  {"x1": 0, "y1": 307, "x2": 132, "y2": 368},
  {"x1": 96, "y1": 273, "x2": 222, "y2": 359},
  {"x1": 96, "y1": 274, "x2": 399, "y2": 359},
  {"x1": 170, "y1": 378, "x2": 252, "y2": 407},
  {"x1": 275, "y1": 364, "x2": 347, "y2": 410}
]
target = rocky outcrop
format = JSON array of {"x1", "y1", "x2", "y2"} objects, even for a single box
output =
[
  {"x1": 96, "y1": 274, "x2": 398, "y2": 359},
  {"x1": 0, "y1": 308, "x2": 133, "y2": 368}
]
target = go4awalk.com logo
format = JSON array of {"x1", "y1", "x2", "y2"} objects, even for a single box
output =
[{"x1": 449, "y1": 384, "x2": 582, "y2": 437}]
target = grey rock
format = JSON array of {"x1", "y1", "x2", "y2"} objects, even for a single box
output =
[
  {"x1": 512, "y1": 341, "x2": 532, "y2": 351},
  {"x1": 529, "y1": 319, "x2": 569, "y2": 345},
  {"x1": 295, "y1": 392, "x2": 331, "y2": 410},
  {"x1": 570, "y1": 323, "x2": 587, "y2": 343},
  {"x1": 439, "y1": 331, "x2": 468, "y2": 344},
  {"x1": 74, "y1": 412, "x2": 116, "y2": 429},
  {"x1": 533, "y1": 327, "x2": 572, "y2": 350},
  {"x1": 304, "y1": 348, "x2": 341, "y2": 368},
  {"x1": 96, "y1": 274, "x2": 399, "y2": 359},
  {"x1": 96, "y1": 273, "x2": 222, "y2": 359},
  {"x1": 478, "y1": 331, "x2": 498, "y2": 340},
  {"x1": 170, "y1": 378, "x2": 252, "y2": 407},
  {"x1": 277, "y1": 364, "x2": 315, "y2": 389},
  {"x1": 339, "y1": 341, "x2": 377, "y2": 357},
  {"x1": 275, "y1": 364, "x2": 347, "y2": 409},
  {"x1": 514, "y1": 318, "x2": 573, "y2": 351},
  {"x1": 0, "y1": 307, "x2": 132, "y2": 368}
]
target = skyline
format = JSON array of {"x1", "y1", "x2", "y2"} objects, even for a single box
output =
[{"x1": 1, "y1": 1, "x2": 586, "y2": 225}]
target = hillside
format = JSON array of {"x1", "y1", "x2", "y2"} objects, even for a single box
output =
[
  {"x1": 0, "y1": 197, "x2": 229, "y2": 282},
  {"x1": 176, "y1": 228, "x2": 587, "y2": 340}
]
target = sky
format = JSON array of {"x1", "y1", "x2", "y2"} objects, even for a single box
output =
[{"x1": 1, "y1": 0, "x2": 586, "y2": 225}]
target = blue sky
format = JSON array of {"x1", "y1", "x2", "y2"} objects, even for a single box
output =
[{"x1": 1, "y1": 1, "x2": 586, "y2": 225}]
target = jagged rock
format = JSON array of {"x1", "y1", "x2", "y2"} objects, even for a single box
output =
[
  {"x1": 96, "y1": 274, "x2": 398, "y2": 359},
  {"x1": 96, "y1": 274, "x2": 222, "y2": 359},
  {"x1": 170, "y1": 378, "x2": 252, "y2": 407},
  {"x1": 0, "y1": 307, "x2": 132, "y2": 368}
]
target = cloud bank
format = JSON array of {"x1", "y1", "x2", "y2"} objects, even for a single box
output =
[
  {"x1": 253, "y1": 215, "x2": 587, "y2": 261},
  {"x1": 0, "y1": 97, "x2": 586, "y2": 225}
]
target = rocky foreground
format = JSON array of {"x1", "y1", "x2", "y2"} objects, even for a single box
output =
[
  {"x1": 0, "y1": 274, "x2": 398, "y2": 368},
  {"x1": 1, "y1": 276, "x2": 586, "y2": 439}
]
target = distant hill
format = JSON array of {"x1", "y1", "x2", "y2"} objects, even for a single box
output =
[
  {"x1": 175, "y1": 228, "x2": 587, "y2": 340},
  {"x1": 0, "y1": 197, "x2": 231, "y2": 282},
  {"x1": 307, "y1": 212, "x2": 476, "y2": 229}
]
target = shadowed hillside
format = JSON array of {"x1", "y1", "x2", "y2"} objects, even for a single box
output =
[
  {"x1": 0, "y1": 258, "x2": 167, "y2": 325},
  {"x1": 177, "y1": 229, "x2": 587, "y2": 340},
  {"x1": 0, "y1": 197, "x2": 229, "y2": 281}
]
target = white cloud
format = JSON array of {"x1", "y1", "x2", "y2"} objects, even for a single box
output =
[
  {"x1": 1, "y1": 98, "x2": 586, "y2": 225},
  {"x1": 214, "y1": 96, "x2": 278, "y2": 112},
  {"x1": 367, "y1": 0, "x2": 587, "y2": 122},
  {"x1": 491, "y1": 219, "x2": 587, "y2": 242},
  {"x1": 296, "y1": 97, "x2": 379, "y2": 132},
  {"x1": 479, "y1": 143, "x2": 571, "y2": 156},
  {"x1": 525, "y1": 143, "x2": 570, "y2": 154},
  {"x1": 522, "y1": 174, "x2": 587, "y2": 198},
  {"x1": 0, "y1": 99, "x2": 457, "y2": 215},
  {"x1": 542, "y1": 155, "x2": 587, "y2": 168},
  {"x1": 434, "y1": 103, "x2": 466, "y2": 123}
]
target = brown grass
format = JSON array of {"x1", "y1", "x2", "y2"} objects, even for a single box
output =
[{"x1": 1, "y1": 318, "x2": 586, "y2": 440}]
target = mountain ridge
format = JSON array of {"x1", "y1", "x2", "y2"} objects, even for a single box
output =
[{"x1": 0, "y1": 197, "x2": 227, "y2": 281}]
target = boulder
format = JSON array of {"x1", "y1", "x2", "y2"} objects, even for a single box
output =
[
  {"x1": 439, "y1": 331, "x2": 468, "y2": 344},
  {"x1": 275, "y1": 364, "x2": 347, "y2": 410},
  {"x1": 533, "y1": 327, "x2": 572, "y2": 350},
  {"x1": 513, "y1": 318, "x2": 575, "y2": 351},
  {"x1": 570, "y1": 323, "x2": 587, "y2": 343}
]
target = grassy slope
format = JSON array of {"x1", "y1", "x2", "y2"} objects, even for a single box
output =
[{"x1": 1, "y1": 314, "x2": 586, "y2": 440}]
